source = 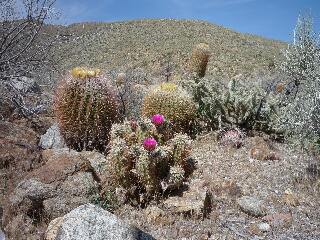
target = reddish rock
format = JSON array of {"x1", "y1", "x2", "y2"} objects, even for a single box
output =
[
  {"x1": 249, "y1": 137, "x2": 280, "y2": 161},
  {"x1": 2, "y1": 148, "x2": 109, "y2": 240},
  {"x1": 262, "y1": 213, "x2": 293, "y2": 228}
]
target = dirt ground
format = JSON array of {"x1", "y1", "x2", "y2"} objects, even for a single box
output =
[{"x1": 117, "y1": 133, "x2": 320, "y2": 240}]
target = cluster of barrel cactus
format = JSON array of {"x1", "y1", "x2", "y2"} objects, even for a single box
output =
[
  {"x1": 107, "y1": 115, "x2": 194, "y2": 203},
  {"x1": 142, "y1": 82, "x2": 197, "y2": 132},
  {"x1": 54, "y1": 67, "x2": 121, "y2": 151}
]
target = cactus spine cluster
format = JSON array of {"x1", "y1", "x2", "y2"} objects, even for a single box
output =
[{"x1": 54, "y1": 67, "x2": 121, "y2": 151}]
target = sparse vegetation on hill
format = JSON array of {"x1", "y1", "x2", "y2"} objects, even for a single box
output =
[{"x1": 50, "y1": 19, "x2": 285, "y2": 86}]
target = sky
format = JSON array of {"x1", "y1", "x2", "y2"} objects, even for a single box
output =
[{"x1": 55, "y1": 0, "x2": 320, "y2": 42}]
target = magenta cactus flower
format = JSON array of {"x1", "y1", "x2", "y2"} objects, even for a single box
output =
[
  {"x1": 151, "y1": 114, "x2": 165, "y2": 126},
  {"x1": 143, "y1": 137, "x2": 157, "y2": 151}
]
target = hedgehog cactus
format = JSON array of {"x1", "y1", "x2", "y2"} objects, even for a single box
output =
[
  {"x1": 107, "y1": 118, "x2": 195, "y2": 203},
  {"x1": 54, "y1": 67, "x2": 121, "y2": 151},
  {"x1": 189, "y1": 43, "x2": 210, "y2": 79},
  {"x1": 142, "y1": 83, "x2": 197, "y2": 132}
]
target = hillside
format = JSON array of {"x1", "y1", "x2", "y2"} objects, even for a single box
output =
[
  {"x1": 1, "y1": 18, "x2": 320, "y2": 240},
  {"x1": 50, "y1": 19, "x2": 286, "y2": 83}
]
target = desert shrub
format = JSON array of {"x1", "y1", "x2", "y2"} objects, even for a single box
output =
[
  {"x1": 107, "y1": 116, "x2": 194, "y2": 204},
  {"x1": 182, "y1": 76, "x2": 280, "y2": 133},
  {"x1": 142, "y1": 82, "x2": 197, "y2": 132},
  {"x1": 276, "y1": 13, "x2": 320, "y2": 147},
  {"x1": 108, "y1": 68, "x2": 153, "y2": 119},
  {"x1": 189, "y1": 43, "x2": 210, "y2": 78},
  {"x1": 54, "y1": 67, "x2": 121, "y2": 151}
]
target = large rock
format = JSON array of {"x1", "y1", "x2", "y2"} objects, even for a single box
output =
[
  {"x1": 0, "y1": 121, "x2": 41, "y2": 216},
  {"x1": 45, "y1": 204, "x2": 155, "y2": 240},
  {"x1": 39, "y1": 123, "x2": 66, "y2": 149},
  {"x1": 2, "y1": 148, "x2": 110, "y2": 240},
  {"x1": 10, "y1": 179, "x2": 56, "y2": 206},
  {"x1": 0, "y1": 121, "x2": 40, "y2": 171}
]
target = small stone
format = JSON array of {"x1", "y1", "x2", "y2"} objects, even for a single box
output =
[
  {"x1": 249, "y1": 137, "x2": 279, "y2": 161},
  {"x1": 144, "y1": 206, "x2": 165, "y2": 223},
  {"x1": 262, "y1": 213, "x2": 293, "y2": 228},
  {"x1": 45, "y1": 217, "x2": 64, "y2": 240},
  {"x1": 0, "y1": 229, "x2": 5, "y2": 240},
  {"x1": 237, "y1": 196, "x2": 266, "y2": 217},
  {"x1": 164, "y1": 179, "x2": 212, "y2": 218},
  {"x1": 114, "y1": 187, "x2": 128, "y2": 205},
  {"x1": 257, "y1": 222, "x2": 271, "y2": 232},
  {"x1": 10, "y1": 76, "x2": 40, "y2": 93},
  {"x1": 39, "y1": 123, "x2": 66, "y2": 149}
]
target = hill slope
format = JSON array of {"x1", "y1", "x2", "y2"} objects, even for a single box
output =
[{"x1": 51, "y1": 19, "x2": 286, "y2": 81}]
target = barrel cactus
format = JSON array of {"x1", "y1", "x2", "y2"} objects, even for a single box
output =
[
  {"x1": 189, "y1": 43, "x2": 210, "y2": 79},
  {"x1": 141, "y1": 82, "x2": 197, "y2": 132},
  {"x1": 54, "y1": 67, "x2": 121, "y2": 151}
]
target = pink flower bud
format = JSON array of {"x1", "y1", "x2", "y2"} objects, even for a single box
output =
[
  {"x1": 143, "y1": 137, "x2": 157, "y2": 151},
  {"x1": 151, "y1": 114, "x2": 165, "y2": 126}
]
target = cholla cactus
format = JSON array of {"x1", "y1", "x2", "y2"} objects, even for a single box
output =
[
  {"x1": 161, "y1": 165, "x2": 185, "y2": 192},
  {"x1": 107, "y1": 116, "x2": 194, "y2": 203},
  {"x1": 54, "y1": 67, "x2": 121, "y2": 151},
  {"x1": 219, "y1": 79, "x2": 266, "y2": 129},
  {"x1": 189, "y1": 43, "x2": 210, "y2": 79},
  {"x1": 142, "y1": 83, "x2": 197, "y2": 132},
  {"x1": 186, "y1": 76, "x2": 279, "y2": 133}
]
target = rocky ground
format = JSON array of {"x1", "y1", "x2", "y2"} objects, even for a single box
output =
[
  {"x1": 116, "y1": 133, "x2": 320, "y2": 240},
  {"x1": 0, "y1": 114, "x2": 319, "y2": 239}
]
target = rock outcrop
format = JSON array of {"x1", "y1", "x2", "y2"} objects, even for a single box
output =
[
  {"x1": 45, "y1": 204, "x2": 155, "y2": 240},
  {"x1": 2, "y1": 148, "x2": 109, "y2": 240}
]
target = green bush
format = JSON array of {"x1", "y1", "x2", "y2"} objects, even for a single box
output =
[{"x1": 183, "y1": 76, "x2": 280, "y2": 133}]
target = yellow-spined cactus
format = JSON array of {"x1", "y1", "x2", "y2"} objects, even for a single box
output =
[
  {"x1": 189, "y1": 43, "x2": 210, "y2": 78},
  {"x1": 142, "y1": 83, "x2": 196, "y2": 132},
  {"x1": 54, "y1": 67, "x2": 120, "y2": 151},
  {"x1": 71, "y1": 67, "x2": 101, "y2": 79}
]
